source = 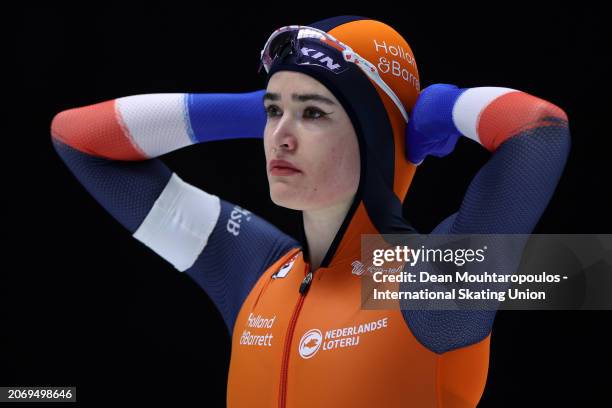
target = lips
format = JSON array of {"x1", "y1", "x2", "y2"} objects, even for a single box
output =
[{"x1": 269, "y1": 159, "x2": 302, "y2": 176}]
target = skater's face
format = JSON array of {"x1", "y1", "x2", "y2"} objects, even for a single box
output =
[{"x1": 263, "y1": 71, "x2": 360, "y2": 211}]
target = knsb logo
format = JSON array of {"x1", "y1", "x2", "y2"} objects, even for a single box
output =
[
  {"x1": 226, "y1": 205, "x2": 251, "y2": 236},
  {"x1": 273, "y1": 252, "x2": 299, "y2": 279},
  {"x1": 298, "y1": 329, "x2": 322, "y2": 359}
]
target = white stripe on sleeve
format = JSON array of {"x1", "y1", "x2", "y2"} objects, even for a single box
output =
[
  {"x1": 133, "y1": 172, "x2": 221, "y2": 272},
  {"x1": 116, "y1": 94, "x2": 194, "y2": 158},
  {"x1": 452, "y1": 87, "x2": 517, "y2": 144}
]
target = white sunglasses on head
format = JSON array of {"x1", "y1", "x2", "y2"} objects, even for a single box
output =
[{"x1": 259, "y1": 25, "x2": 409, "y2": 123}]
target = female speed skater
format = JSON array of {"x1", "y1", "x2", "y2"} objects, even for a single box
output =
[{"x1": 50, "y1": 15, "x2": 570, "y2": 407}]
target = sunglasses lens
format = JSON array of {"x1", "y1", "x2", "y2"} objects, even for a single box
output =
[
  {"x1": 267, "y1": 32, "x2": 295, "y2": 63},
  {"x1": 260, "y1": 26, "x2": 408, "y2": 122}
]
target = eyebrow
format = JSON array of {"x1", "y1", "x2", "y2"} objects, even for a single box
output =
[{"x1": 263, "y1": 92, "x2": 336, "y2": 106}]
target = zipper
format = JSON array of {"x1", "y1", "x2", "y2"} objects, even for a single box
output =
[
  {"x1": 299, "y1": 270, "x2": 313, "y2": 295},
  {"x1": 278, "y1": 261, "x2": 312, "y2": 408}
]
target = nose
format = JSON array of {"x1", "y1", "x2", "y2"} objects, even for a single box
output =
[{"x1": 269, "y1": 112, "x2": 298, "y2": 153}]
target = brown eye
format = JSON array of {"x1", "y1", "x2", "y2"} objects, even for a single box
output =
[
  {"x1": 265, "y1": 105, "x2": 280, "y2": 117},
  {"x1": 304, "y1": 107, "x2": 329, "y2": 120},
  {"x1": 264, "y1": 105, "x2": 329, "y2": 120}
]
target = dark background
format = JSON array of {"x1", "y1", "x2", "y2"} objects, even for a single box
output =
[{"x1": 7, "y1": 3, "x2": 610, "y2": 407}]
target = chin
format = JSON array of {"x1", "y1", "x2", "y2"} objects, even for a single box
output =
[
  {"x1": 269, "y1": 182, "x2": 355, "y2": 211},
  {"x1": 268, "y1": 183, "x2": 298, "y2": 209},
  {"x1": 270, "y1": 195, "x2": 303, "y2": 210},
  {"x1": 270, "y1": 192, "x2": 340, "y2": 212},
  {"x1": 269, "y1": 188, "x2": 302, "y2": 210}
]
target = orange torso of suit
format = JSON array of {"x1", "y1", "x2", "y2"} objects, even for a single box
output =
[{"x1": 226, "y1": 204, "x2": 491, "y2": 408}]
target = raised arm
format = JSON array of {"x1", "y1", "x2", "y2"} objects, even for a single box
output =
[
  {"x1": 400, "y1": 84, "x2": 570, "y2": 407},
  {"x1": 51, "y1": 89, "x2": 300, "y2": 335},
  {"x1": 417, "y1": 84, "x2": 571, "y2": 234}
]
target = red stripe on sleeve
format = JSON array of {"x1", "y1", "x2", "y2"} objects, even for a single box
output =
[
  {"x1": 51, "y1": 100, "x2": 147, "y2": 160},
  {"x1": 477, "y1": 92, "x2": 568, "y2": 151}
]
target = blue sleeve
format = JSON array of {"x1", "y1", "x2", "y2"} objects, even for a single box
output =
[
  {"x1": 52, "y1": 133, "x2": 300, "y2": 340},
  {"x1": 188, "y1": 90, "x2": 267, "y2": 143},
  {"x1": 402, "y1": 124, "x2": 571, "y2": 353}
]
